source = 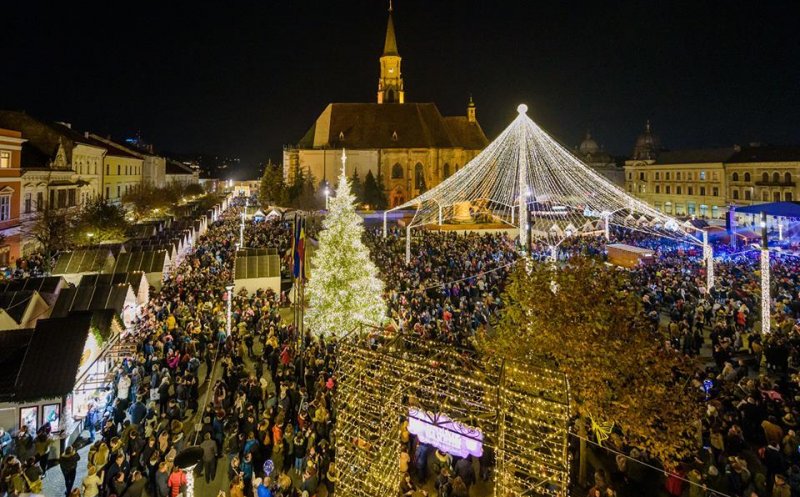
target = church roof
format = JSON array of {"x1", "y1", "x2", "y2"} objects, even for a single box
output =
[
  {"x1": 297, "y1": 103, "x2": 488, "y2": 150},
  {"x1": 383, "y1": 12, "x2": 399, "y2": 56}
]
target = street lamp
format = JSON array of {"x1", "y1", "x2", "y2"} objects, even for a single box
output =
[
  {"x1": 226, "y1": 284, "x2": 235, "y2": 336},
  {"x1": 86, "y1": 233, "x2": 95, "y2": 245},
  {"x1": 324, "y1": 187, "x2": 330, "y2": 209},
  {"x1": 239, "y1": 209, "x2": 245, "y2": 248}
]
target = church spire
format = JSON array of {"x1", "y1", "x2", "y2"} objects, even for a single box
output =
[
  {"x1": 377, "y1": 3, "x2": 404, "y2": 104},
  {"x1": 383, "y1": 5, "x2": 399, "y2": 56}
]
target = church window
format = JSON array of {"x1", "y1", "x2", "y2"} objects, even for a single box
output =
[
  {"x1": 443, "y1": 163, "x2": 451, "y2": 179},
  {"x1": 414, "y1": 163, "x2": 426, "y2": 192},
  {"x1": 391, "y1": 163, "x2": 403, "y2": 179}
]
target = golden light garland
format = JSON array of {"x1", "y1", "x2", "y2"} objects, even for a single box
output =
[{"x1": 334, "y1": 331, "x2": 571, "y2": 497}]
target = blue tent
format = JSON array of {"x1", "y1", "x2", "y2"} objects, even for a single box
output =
[{"x1": 734, "y1": 202, "x2": 800, "y2": 218}]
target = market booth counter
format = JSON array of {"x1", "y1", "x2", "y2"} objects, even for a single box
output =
[
  {"x1": 606, "y1": 243, "x2": 656, "y2": 269},
  {"x1": 0, "y1": 311, "x2": 118, "y2": 451}
]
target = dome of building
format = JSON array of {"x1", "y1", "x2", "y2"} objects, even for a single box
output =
[
  {"x1": 579, "y1": 132, "x2": 600, "y2": 155},
  {"x1": 632, "y1": 120, "x2": 661, "y2": 160}
]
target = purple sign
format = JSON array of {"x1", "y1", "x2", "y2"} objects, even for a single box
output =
[{"x1": 407, "y1": 408, "x2": 483, "y2": 458}]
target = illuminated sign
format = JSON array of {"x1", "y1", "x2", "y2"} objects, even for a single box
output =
[{"x1": 407, "y1": 408, "x2": 483, "y2": 458}]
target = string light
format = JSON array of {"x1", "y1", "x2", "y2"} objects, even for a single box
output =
[
  {"x1": 335, "y1": 332, "x2": 570, "y2": 497},
  {"x1": 761, "y1": 248, "x2": 770, "y2": 334},
  {"x1": 386, "y1": 105, "x2": 701, "y2": 253}
]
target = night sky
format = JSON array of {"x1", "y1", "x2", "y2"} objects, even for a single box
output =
[{"x1": 3, "y1": 0, "x2": 799, "y2": 178}]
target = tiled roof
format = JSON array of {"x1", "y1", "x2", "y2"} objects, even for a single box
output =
[
  {"x1": 654, "y1": 148, "x2": 737, "y2": 165},
  {"x1": 727, "y1": 146, "x2": 800, "y2": 163},
  {"x1": 297, "y1": 103, "x2": 488, "y2": 150}
]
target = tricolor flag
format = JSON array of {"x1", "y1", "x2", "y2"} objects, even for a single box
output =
[{"x1": 292, "y1": 217, "x2": 306, "y2": 281}]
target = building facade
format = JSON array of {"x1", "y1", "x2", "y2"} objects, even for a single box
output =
[
  {"x1": 283, "y1": 9, "x2": 489, "y2": 207},
  {"x1": 0, "y1": 129, "x2": 25, "y2": 266},
  {"x1": 573, "y1": 132, "x2": 624, "y2": 186},
  {"x1": 90, "y1": 134, "x2": 144, "y2": 203},
  {"x1": 624, "y1": 123, "x2": 800, "y2": 219}
]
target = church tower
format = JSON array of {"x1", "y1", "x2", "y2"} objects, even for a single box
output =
[
  {"x1": 377, "y1": 4, "x2": 404, "y2": 104},
  {"x1": 467, "y1": 95, "x2": 476, "y2": 123}
]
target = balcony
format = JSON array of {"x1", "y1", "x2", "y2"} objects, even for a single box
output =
[{"x1": 755, "y1": 181, "x2": 795, "y2": 187}]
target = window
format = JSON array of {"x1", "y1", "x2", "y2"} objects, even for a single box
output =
[
  {"x1": 106, "y1": 164, "x2": 110, "y2": 175},
  {"x1": 773, "y1": 191, "x2": 781, "y2": 202},
  {"x1": 700, "y1": 171, "x2": 706, "y2": 180},
  {"x1": 676, "y1": 172, "x2": 682, "y2": 180},
  {"x1": 106, "y1": 186, "x2": 110, "y2": 199},
  {"x1": 36, "y1": 192, "x2": 43, "y2": 211},
  {"x1": 655, "y1": 185, "x2": 660, "y2": 194},
  {"x1": 762, "y1": 191, "x2": 768, "y2": 201},
  {"x1": 655, "y1": 172, "x2": 660, "y2": 180},
  {"x1": 117, "y1": 185, "x2": 121, "y2": 198},
  {"x1": 785, "y1": 172, "x2": 792, "y2": 183},
  {"x1": 117, "y1": 165, "x2": 121, "y2": 175},
  {"x1": 732, "y1": 189, "x2": 739, "y2": 200},
  {"x1": 68, "y1": 189, "x2": 76, "y2": 206},
  {"x1": 627, "y1": 172, "x2": 632, "y2": 180},
  {"x1": 700, "y1": 186, "x2": 706, "y2": 196},
  {"x1": 391, "y1": 163, "x2": 403, "y2": 179},
  {"x1": 712, "y1": 186, "x2": 719, "y2": 197},
  {"x1": 57, "y1": 190, "x2": 67, "y2": 208},
  {"x1": 414, "y1": 163, "x2": 426, "y2": 192},
  {"x1": 0, "y1": 195, "x2": 9, "y2": 221},
  {"x1": 666, "y1": 185, "x2": 671, "y2": 194},
  {"x1": 24, "y1": 193, "x2": 31, "y2": 213},
  {"x1": 0, "y1": 151, "x2": 10, "y2": 168},
  {"x1": 687, "y1": 172, "x2": 693, "y2": 180},
  {"x1": 639, "y1": 172, "x2": 645, "y2": 181},
  {"x1": 744, "y1": 172, "x2": 751, "y2": 182},
  {"x1": 772, "y1": 172, "x2": 780, "y2": 183},
  {"x1": 639, "y1": 184, "x2": 646, "y2": 193},
  {"x1": 762, "y1": 172, "x2": 769, "y2": 183},
  {"x1": 787, "y1": 192, "x2": 794, "y2": 201},
  {"x1": 49, "y1": 190, "x2": 55, "y2": 208},
  {"x1": 443, "y1": 163, "x2": 451, "y2": 179},
  {"x1": 676, "y1": 186, "x2": 682, "y2": 195},
  {"x1": 665, "y1": 172, "x2": 671, "y2": 180},
  {"x1": 732, "y1": 172, "x2": 739, "y2": 182},
  {"x1": 744, "y1": 190, "x2": 751, "y2": 200}
]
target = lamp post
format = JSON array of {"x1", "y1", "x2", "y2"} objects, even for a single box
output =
[
  {"x1": 324, "y1": 187, "x2": 330, "y2": 210},
  {"x1": 226, "y1": 284, "x2": 235, "y2": 336},
  {"x1": 760, "y1": 212, "x2": 770, "y2": 334},
  {"x1": 703, "y1": 230, "x2": 714, "y2": 292},
  {"x1": 239, "y1": 209, "x2": 245, "y2": 248}
]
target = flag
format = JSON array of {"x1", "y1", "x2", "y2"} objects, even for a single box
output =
[{"x1": 293, "y1": 217, "x2": 306, "y2": 281}]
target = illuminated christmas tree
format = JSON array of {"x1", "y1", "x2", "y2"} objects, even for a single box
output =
[{"x1": 305, "y1": 150, "x2": 386, "y2": 337}]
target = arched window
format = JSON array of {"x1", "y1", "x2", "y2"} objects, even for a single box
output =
[
  {"x1": 785, "y1": 172, "x2": 792, "y2": 184},
  {"x1": 386, "y1": 89, "x2": 395, "y2": 102},
  {"x1": 744, "y1": 172, "x2": 751, "y2": 182},
  {"x1": 443, "y1": 163, "x2": 451, "y2": 179},
  {"x1": 762, "y1": 172, "x2": 769, "y2": 183},
  {"x1": 414, "y1": 163, "x2": 426, "y2": 192},
  {"x1": 732, "y1": 172, "x2": 739, "y2": 182},
  {"x1": 391, "y1": 163, "x2": 403, "y2": 179},
  {"x1": 772, "y1": 172, "x2": 780, "y2": 183}
]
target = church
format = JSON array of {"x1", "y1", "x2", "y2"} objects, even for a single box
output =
[{"x1": 283, "y1": 7, "x2": 489, "y2": 208}]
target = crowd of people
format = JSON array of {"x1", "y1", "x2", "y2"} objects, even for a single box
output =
[{"x1": 1, "y1": 194, "x2": 799, "y2": 497}]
